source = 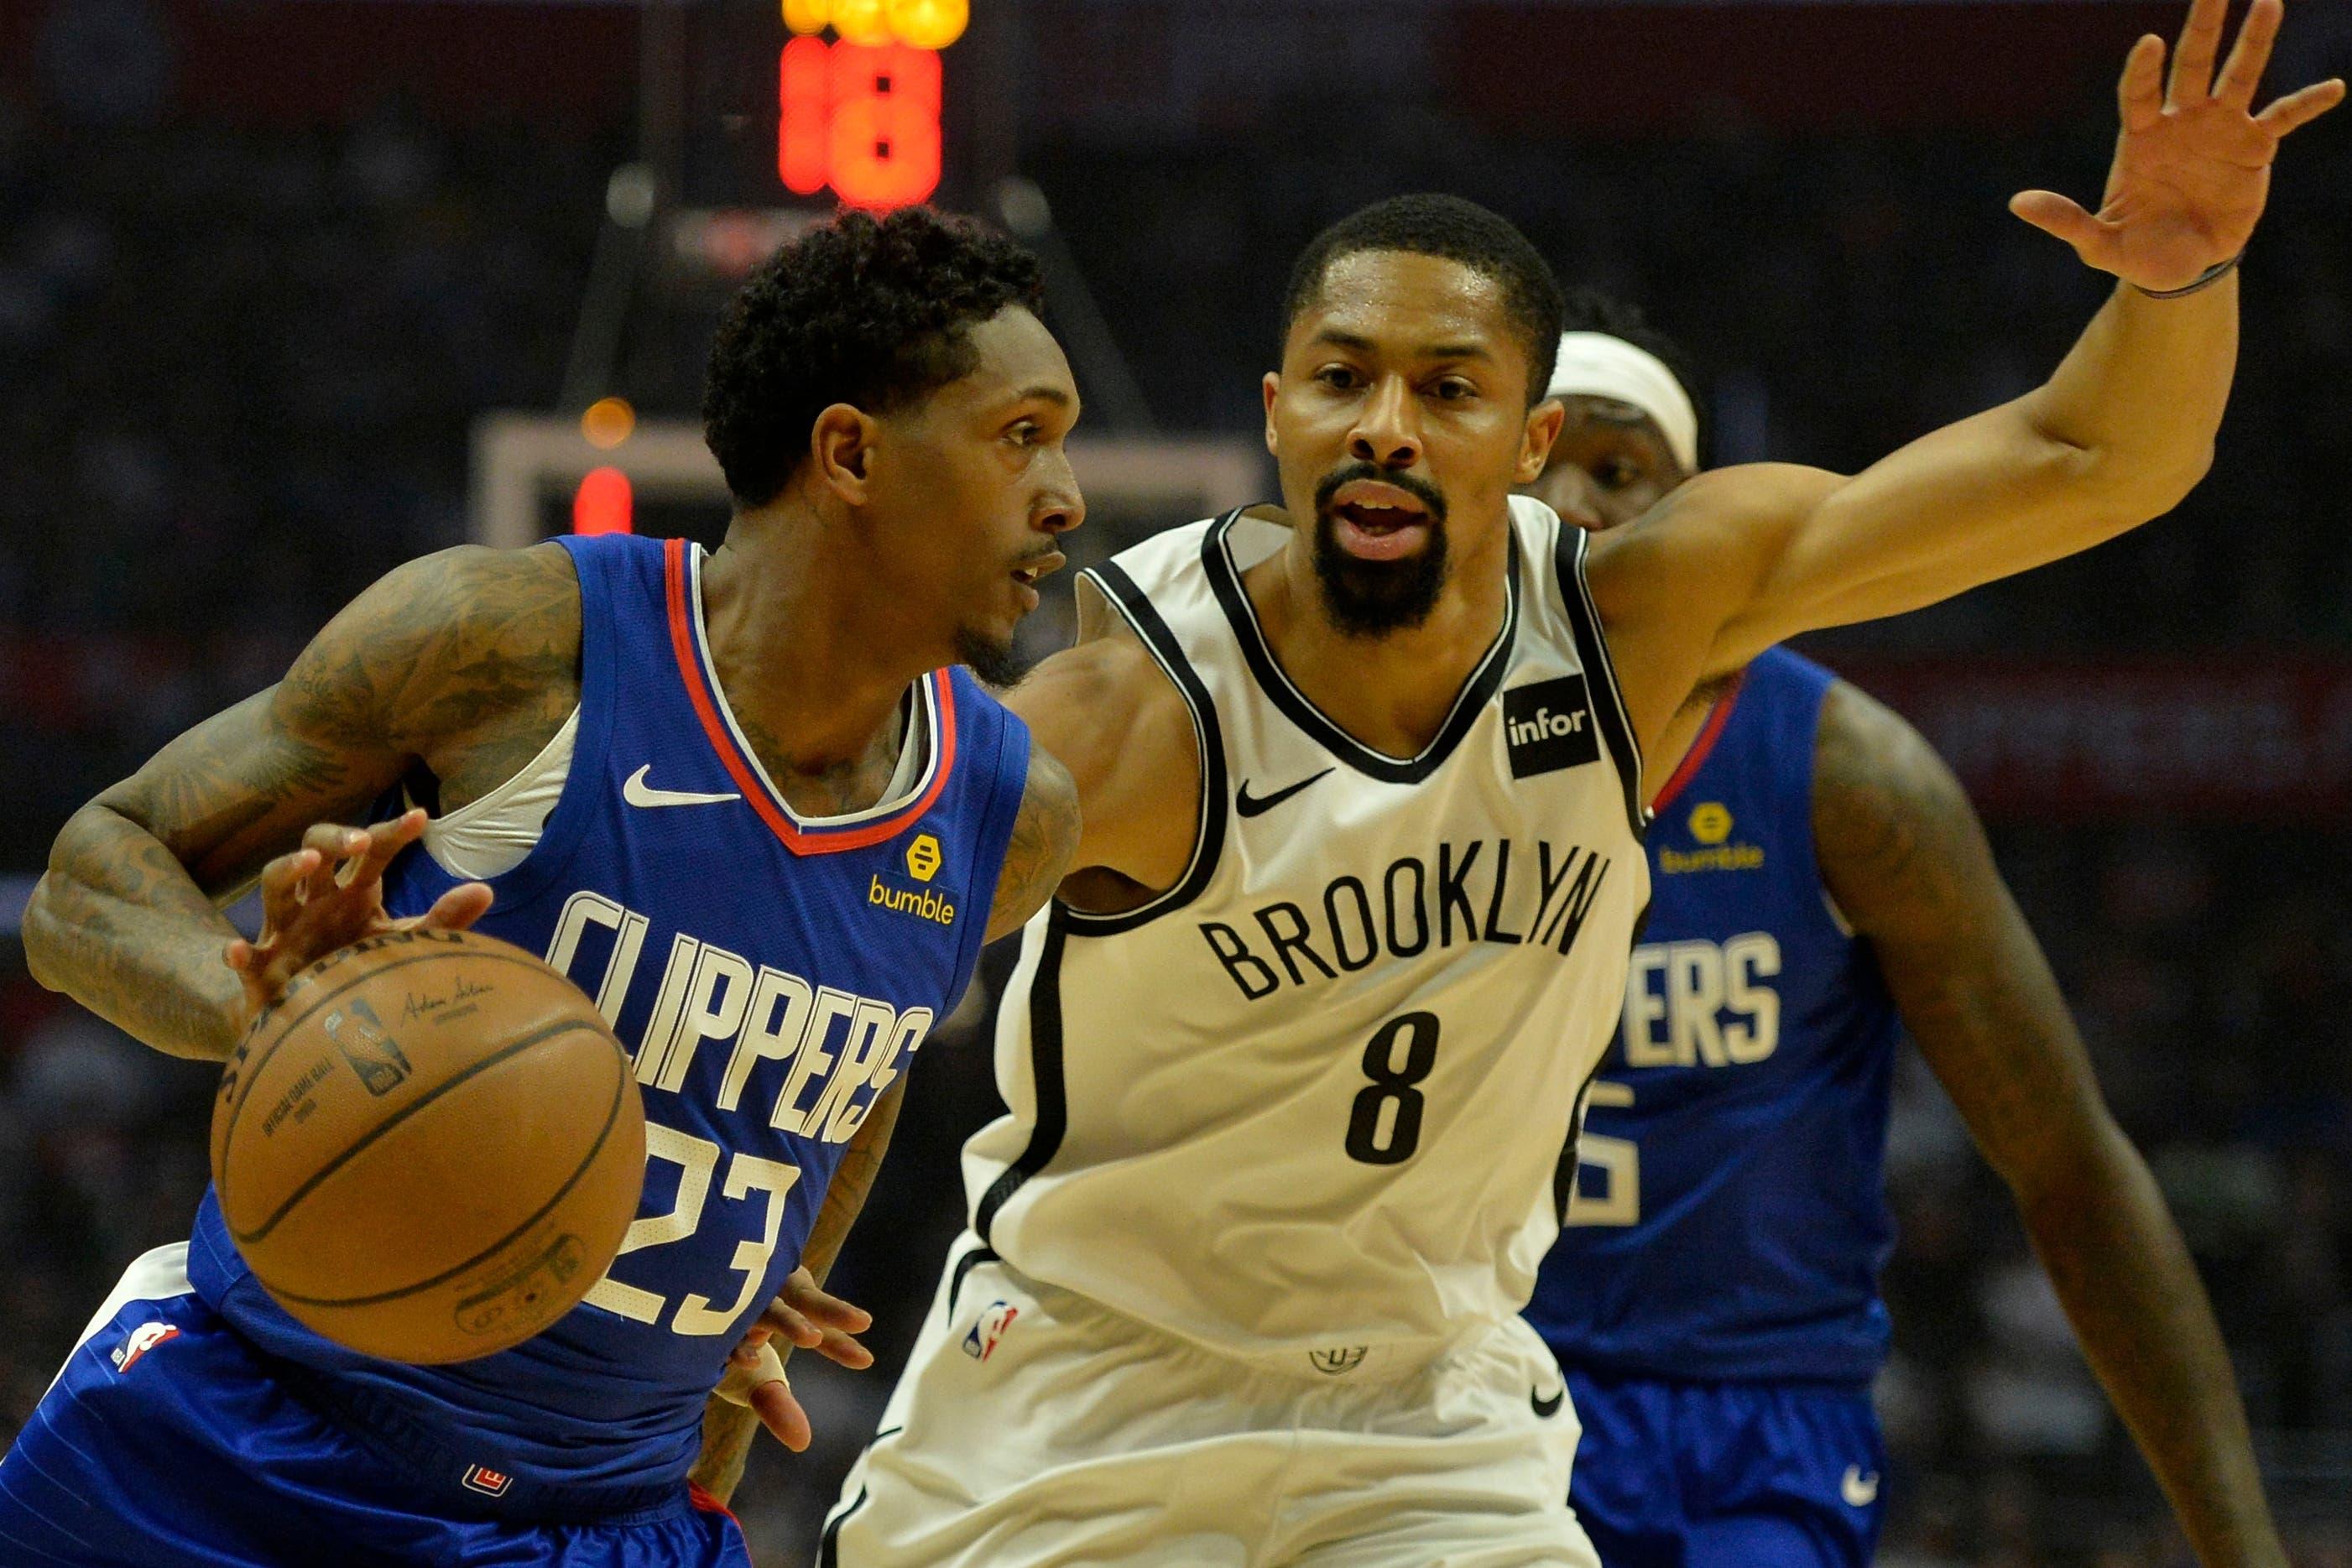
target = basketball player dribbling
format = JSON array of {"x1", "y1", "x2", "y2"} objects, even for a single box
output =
[
  {"x1": 817, "y1": 5, "x2": 2339, "y2": 1561},
  {"x1": 1522, "y1": 297, "x2": 2286, "y2": 1568},
  {"x1": 6, "y1": 207, "x2": 1083, "y2": 1566}
]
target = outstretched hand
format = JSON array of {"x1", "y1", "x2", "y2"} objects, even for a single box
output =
[
  {"x1": 2010, "y1": 0, "x2": 2344, "y2": 289},
  {"x1": 715, "y1": 1268, "x2": 875, "y2": 1454},
  {"x1": 223, "y1": 808, "x2": 493, "y2": 1029}
]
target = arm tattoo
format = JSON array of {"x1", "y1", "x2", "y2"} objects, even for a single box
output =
[
  {"x1": 986, "y1": 748, "x2": 1082, "y2": 944},
  {"x1": 22, "y1": 544, "x2": 581, "y2": 1060},
  {"x1": 1813, "y1": 683, "x2": 2282, "y2": 1568}
]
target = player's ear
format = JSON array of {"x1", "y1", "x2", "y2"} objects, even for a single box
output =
[
  {"x1": 1515, "y1": 397, "x2": 1566, "y2": 487},
  {"x1": 810, "y1": 403, "x2": 878, "y2": 505},
  {"x1": 1262, "y1": 372, "x2": 1281, "y2": 458}
]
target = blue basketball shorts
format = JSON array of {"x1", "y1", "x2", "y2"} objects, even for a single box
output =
[
  {"x1": 1562, "y1": 1367, "x2": 1885, "y2": 1568},
  {"x1": 0, "y1": 1244, "x2": 753, "y2": 1567}
]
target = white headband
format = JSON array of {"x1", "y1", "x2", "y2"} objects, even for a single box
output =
[{"x1": 1546, "y1": 331, "x2": 1700, "y2": 474}]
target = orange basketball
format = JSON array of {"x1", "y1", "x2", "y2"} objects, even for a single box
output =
[{"x1": 211, "y1": 927, "x2": 646, "y2": 1364}]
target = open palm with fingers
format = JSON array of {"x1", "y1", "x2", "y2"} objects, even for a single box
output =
[
  {"x1": 223, "y1": 808, "x2": 493, "y2": 1029},
  {"x1": 2010, "y1": 0, "x2": 2344, "y2": 290}
]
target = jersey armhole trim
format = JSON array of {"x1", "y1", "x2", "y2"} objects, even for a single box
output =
[
  {"x1": 973, "y1": 906, "x2": 1071, "y2": 1246},
  {"x1": 1650, "y1": 669, "x2": 1748, "y2": 816},
  {"x1": 1555, "y1": 525, "x2": 1649, "y2": 840},
  {"x1": 1056, "y1": 560, "x2": 1229, "y2": 935}
]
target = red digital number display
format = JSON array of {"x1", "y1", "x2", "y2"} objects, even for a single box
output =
[{"x1": 780, "y1": 38, "x2": 942, "y2": 211}]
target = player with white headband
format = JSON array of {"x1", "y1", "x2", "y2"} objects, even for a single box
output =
[{"x1": 1520, "y1": 294, "x2": 2283, "y2": 1568}]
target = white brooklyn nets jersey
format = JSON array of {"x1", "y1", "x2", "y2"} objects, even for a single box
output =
[{"x1": 963, "y1": 497, "x2": 1651, "y2": 1365}]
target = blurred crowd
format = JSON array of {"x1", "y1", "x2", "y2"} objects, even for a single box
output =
[{"x1": 3, "y1": 9, "x2": 2351, "y2": 1561}]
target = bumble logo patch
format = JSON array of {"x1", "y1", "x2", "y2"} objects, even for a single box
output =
[
  {"x1": 1660, "y1": 800, "x2": 1764, "y2": 875},
  {"x1": 905, "y1": 833, "x2": 943, "y2": 883}
]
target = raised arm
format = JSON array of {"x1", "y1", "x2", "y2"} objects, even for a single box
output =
[
  {"x1": 21, "y1": 543, "x2": 577, "y2": 1059},
  {"x1": 1589, "y1": 0, "x2": 2340, "y2": 768},
  {"x1": 1813, "y1": 682, "x2": 2282, "y2": 1568}
]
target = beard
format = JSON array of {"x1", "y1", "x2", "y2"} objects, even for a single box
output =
[
  {"x1": 955, "y1": 623, "x2": 1031, "y2": 689},
  {"x1": 1310, "y1": 462, "x2": 1452, "y2": 638}
]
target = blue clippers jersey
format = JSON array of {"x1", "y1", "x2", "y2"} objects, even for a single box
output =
[
  {"x1": 1525, "y1": 647, "x2": 1901, "y2": 1387},
  {"x1": 187, "y1": 534, "x2": 1030, "y2": 1503}
]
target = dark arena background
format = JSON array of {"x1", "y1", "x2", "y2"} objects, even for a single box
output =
[{"x1": 3, "y1": 0, "x2": 2351, "y2": 1561}]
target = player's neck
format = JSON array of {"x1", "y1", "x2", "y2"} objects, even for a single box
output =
[
  {"x1": 1251, "y1": 523, "x2": 1513, "y2": 758},
  {"x1": 697, "y1": 525, "x2": 928, "y2": 776}
]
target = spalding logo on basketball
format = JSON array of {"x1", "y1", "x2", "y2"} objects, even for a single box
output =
[{"x1": 211, "y1": 927, "x2": 647, "y2": 1365}]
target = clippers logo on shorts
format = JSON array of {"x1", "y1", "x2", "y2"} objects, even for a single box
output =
[
  {"x1": 110, "y1": 1321, "x2": 180, "y2": 1374},
  {"x1": 1503, "y1": 677, "x2": 1600, "y2": 779},
  {"x1": 1307, "y1": 1345, "x2": 1368, "y2": 1376},
  {"x1": 962, "y1": 1301, "x2": 1019, "y2": 1362},
  {"x1": 462, "y1": 1464, "x2": 514, "y2": 1498},
  {"x1": 320, "y1": 998, "x2": 413, "y2": 1096}
]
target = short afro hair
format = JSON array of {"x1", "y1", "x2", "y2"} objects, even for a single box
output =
[
  {"x1": 703, "y1": 206, "x2": 1046, "y2": 508},
  {"x1": 1558, "y1": 285, "x2": 1706, "y2": 456},
  {"x1": 1280, "y1": 194, "x2": 1565, "y2": 405}
]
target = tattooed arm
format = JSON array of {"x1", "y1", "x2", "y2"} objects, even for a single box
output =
[
  {"x1": 21, "y1": 544, "x2": 582, "y2": 1060},
  {"x1": 985, "y1": 746, "x2": 1082, "y2": 944},
  {"x1": 1813, "y1": 681, "x2": 2282, "y2": 1568},
  {"x1": 691, "y1": 1079, "x2": 902, "y2": 1503}
]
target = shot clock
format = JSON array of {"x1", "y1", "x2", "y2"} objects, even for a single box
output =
[{"x1": 779, "y1": 0, "x2": 968, "y2": 210}]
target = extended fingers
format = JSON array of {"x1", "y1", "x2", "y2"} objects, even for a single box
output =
[
  {"x1": 346, "y1": 809, "x2": 429, "y2": 893},
  {"x1": 748, "y1": 1376, "x2": 811, "y2": 1453},
  {"x1": 2120, "y1": 33, "x2": 2168, "y2": 130},
  {"x1": 780, "y1": 1273, "x2": 874, "y2": 1333},
  {"x1": 2008, "y1": 190, "x2": 2112, "y2": 258},
  {"x1": 2167, "y1": 0, "x2": 2229, "y2": 107},
  {"x1": 811, "y1": 1325, "x2": 874, "y2": 1371},
  {"x1": 415, "y1": 882, "x2": 495, "y2": 933},
  {"x1": 258, "y1": 846, "x2": 325, "y2": 926},
  {"x1": 2256, "y1": 76, "x2": 2347, "y2": 137},
  {"x1": 2214, "y1": 0, "x2": 2283, "y2": 110}
]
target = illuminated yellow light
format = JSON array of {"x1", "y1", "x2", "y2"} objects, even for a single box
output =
[
  {"x1": 782, "y1": 0, "x2": 829, "y2": 36},
  {"x1": 889, "y1": 0, "x2": 966, "y2": 49},
  {"x1": 831, "y1": 0, "x2": 894, "y2": 45},
  {"x1": 581, "y1": 396, "x2": 636, "y2": 450}
]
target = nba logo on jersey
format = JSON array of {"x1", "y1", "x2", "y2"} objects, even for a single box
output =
[
  {"x1": 320, "y1": 999, "x2": 412, "y2": 1097},
  {"x1": 110, "y1": 1321, "x2": 179, "y2": 1374},
  {"x1": 962, "y1": 1302, "x2": 1019, "y2": 1362},
  {"x1": 1503, "y1": 677, "x2": 1600, "y2": 778},
  {"x1": 461, "y1": 1465, "x2": 514, "y2": 1498}
]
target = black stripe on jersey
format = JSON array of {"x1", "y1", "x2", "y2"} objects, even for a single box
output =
[
  {"x1": 947, "y1": 1244, "x2": 1003, "y2": 1315},
  {"x1": 973, "y1": 905, "x2": 1070, "y2": 1247},
  {"x1": 1553, "y1": 524, "x2": 1648, "y2": 840},
  {"x1": 1203, "y1": 510, "x2": 1520, "y2": 785},
  {"x1": 1058, "y1": 556, "x2": 1230, "y2": 935},
  {"x1": 819, "y1": 1486, "x2": 867, "y2": 1565}
]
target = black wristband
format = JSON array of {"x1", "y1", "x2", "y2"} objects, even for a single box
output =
[{"x1": 2135, "y1": 253, "x2": 2244, "y2": 300}]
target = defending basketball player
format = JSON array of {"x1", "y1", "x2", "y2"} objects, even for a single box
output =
[
  {"x1": 810, "y1": 5, "x2": 2336, "y2": 1562},
  {"x1": 1522, "y1": 297, "x2": 2284, "y2": 1568},
  {"x1": 9, "y1": 207, "x2": 1082, "y2": 1565}
]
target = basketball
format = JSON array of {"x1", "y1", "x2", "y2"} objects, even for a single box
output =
[{"x1": 210, "y1": 927, "x2": 646, "y2": 1364}]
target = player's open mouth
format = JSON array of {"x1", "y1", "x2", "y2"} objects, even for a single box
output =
[
  {"x1": 1329, "y1": 481, "x2": 1434, "y2": 561},
  {"x1": 1010, "y1": 550, "x2": 1064, "y2": 609}
]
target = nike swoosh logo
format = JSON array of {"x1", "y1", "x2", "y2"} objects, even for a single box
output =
[
  {"x1": 1235, "y1": 768, "x2": 1333, "y2": 819},
  {"x1": 1531, "y1": 1387, "x2": 1565, "y2": 1420},
  {"x1": 1840, "y1": 1466, "x2": 1880, "y2": 1508},
  {"x1": 622, "y1": 764, "x2": 742, "y2": 810}
]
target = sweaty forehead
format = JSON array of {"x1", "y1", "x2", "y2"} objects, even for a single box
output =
[
  {"x1": 1291, "y1": 250, "x2": 1517, "y2": 359},
  {"x1": 1559, "y1": 395, "x2": 1669, "y2": 444}
]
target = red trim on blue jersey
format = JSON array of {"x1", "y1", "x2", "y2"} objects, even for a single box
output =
[
  {"x1": 662, "y1": 536, "x2": 960, "y2": 856},
  {"x1": 1651, "y1": 669, "x2": 1748, "y2": 815},
  {"x1": 687, "y1": 1480, "x2": 743, "y2": 1526}
]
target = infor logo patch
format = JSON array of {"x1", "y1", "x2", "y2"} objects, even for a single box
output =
[{"x1": 1503, "y1": 677, "x2": 1600, "y2": 779}]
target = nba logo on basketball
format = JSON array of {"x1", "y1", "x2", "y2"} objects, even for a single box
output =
[
  {"x1": 321, "y1": 998, "x2": 413, "y2": 1097},
  {"x1": 109, "y1": 1321, "x2": 180, "y2": 1374},
  {"x1": 462, "y1": 1464, "x2": 514, "y2": 1498},
  {"x1": 962, "y1": 1301, "x2": 1019, "y2": 1362}
]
